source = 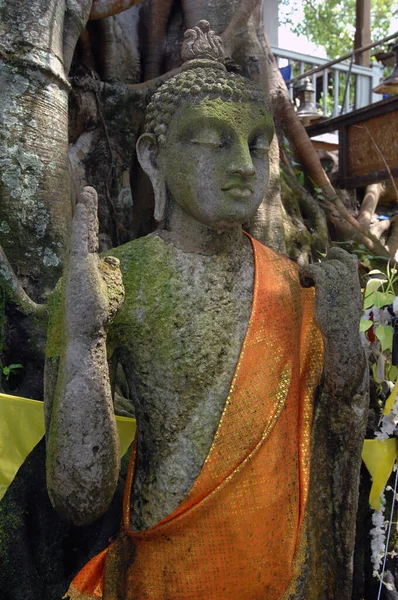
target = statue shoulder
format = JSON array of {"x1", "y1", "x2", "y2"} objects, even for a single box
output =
[
  {"x1": 105, "y1": 235, "x2": 178, "y2": 351},
  {"x1": 104, "y1": 235, "x2": 173, "y2": 300},
  {"x1": 46, "y1": 237, "x2": 171, "y2": 359}
]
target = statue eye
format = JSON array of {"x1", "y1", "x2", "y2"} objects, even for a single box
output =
[
  {"x1": 190, "y1": 129, "x2": 223, "y2": 149},
  {"x1": 250, "y1": 135, "x2": 270, "y2": 155},
  {"x1": 251, "y1": 146, "x2": 269, "y2": 155}
]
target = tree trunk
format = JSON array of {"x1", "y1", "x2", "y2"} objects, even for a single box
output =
[{"x1": 0, "y1": 0, "x2": 72, "y2": 299}]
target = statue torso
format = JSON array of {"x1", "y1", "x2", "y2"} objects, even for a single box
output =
[{"x1": 109, "y1": 233, "x2": 253, "y2": 529}]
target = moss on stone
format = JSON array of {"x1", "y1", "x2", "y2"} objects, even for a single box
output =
[
  {"x1": 0, "y1": 287, "x2": 7, "y2": 354},
  {"x1": 106, "y1": 236, "x2": 176, "y2": 361},
  {"x1": 45, "y1": 280, "x2": 64, "y2": 359}
]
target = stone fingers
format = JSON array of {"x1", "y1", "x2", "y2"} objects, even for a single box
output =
[
  {"x1": 80, "y1": 186, "x2": 99, "y2": 254},
  {"x1": 99, "y1": 256, "x2": 125, "y2": 322},
  {"x1": 70, "y1": 186, "x2": 99, "y2": 259},
  {"x1": 300, "y1": 248, "x2": 359, "y2": 291},
  {"x1": 322, "y1": 254, "x2": 363, "y2": 310},
  {"x1": 70, "y1": 202, "x2": 89, "y2": 259},
  {"x1": 301, "y1": 258, "x2": 362, "y2": 320},
  {"x1": 301, "y1": 260, "x2": 355, "y2": 291},
  {"x1": 299, "y1": 264, "x2": 326, "y2": 290},
  {"x1": 326, "y1": 247, "x2": 359, "y2": 276}
]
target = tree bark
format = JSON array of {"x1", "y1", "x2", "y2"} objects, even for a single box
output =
[
  {"x1": 0, "y1": 0, "x2": 72, "y2": 298},
  {"x1": 357, "y1": 183, "x2": 384, "y2": 229}
]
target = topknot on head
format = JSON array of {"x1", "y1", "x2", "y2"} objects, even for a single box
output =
[
  {"x1": 143, "y1": 21, "x2": 269, "y2": 147},
  {"x1": 181, "y1": 20, "x2": 225, "y2": 70}
]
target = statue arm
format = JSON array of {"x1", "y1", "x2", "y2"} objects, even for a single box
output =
[
  {"x1": 45, "y1": 187, "x2": 125, "y2": 526},
  {"x1": 300, "y1": 247, "x2": 367, "y2": 399},
  {"x1": 298, "y1": 248, "x2": 369, "y2": 599}
]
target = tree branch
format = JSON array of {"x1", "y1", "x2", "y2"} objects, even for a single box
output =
[
  {"x1": 303, "y1": 0, "x2": 317, "y2": 13},
  {"x1": 357, "y1": 183, "x2": 384, "y2": 229},
  {"x1": 370, "y1": 217, "x2": 390, "y2": 240},
  {"x1": 0, "y1": 245, "x2": 47, "y2": 316},
  {"x1": 386, "y1": 216, "x2": 398, "y2": 257},
  {"x1": 258, "y1": 33, "x2": 392, "y2": 259},
  {"x1": 63, "y1": 0, "x2": 92, "y2": 75},
  {"x1": 221, "y1": 0, "x2": 262, "y2": 57},
  {"x1": 101, "y1": 66, "x2": 183, "y2": 102}
]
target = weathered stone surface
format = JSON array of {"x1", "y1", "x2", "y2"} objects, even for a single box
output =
[
  {"x1": 45, "y1": 189, "x2": 124, "y2": 526},
  {"x1": 295, "y1": 247, "x2": 369, "y2": 600}
]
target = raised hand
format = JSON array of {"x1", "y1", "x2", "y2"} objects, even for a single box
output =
[
  {"x1": 46, "y1": 186, "x2": 124, "y2": 526},
  {"x1": 300, "y1": 247, "x2": 366, "y2": 396},
  {"x1": 66, "y1": 186, "x2": 124, "y2": 338}
]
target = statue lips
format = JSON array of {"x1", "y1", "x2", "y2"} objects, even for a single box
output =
[{"x1": 221, "y1": 181, "x2": 254, "y2": 200}]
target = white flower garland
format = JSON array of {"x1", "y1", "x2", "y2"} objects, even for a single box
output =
[{"x1": 370, "y1": 495, "x2": 386, "y2": 575}]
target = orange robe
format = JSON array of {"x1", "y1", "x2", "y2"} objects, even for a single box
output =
[{"x1": 66, "y1": 238, "x2": 323, "y2": 600}]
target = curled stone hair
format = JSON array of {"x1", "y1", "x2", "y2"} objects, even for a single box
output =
[{"x1": 144, "y1": 20, "x2": 267, "y2": 146}]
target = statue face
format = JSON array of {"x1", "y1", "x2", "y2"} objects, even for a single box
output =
[{"x1": 158, "y1": 98, "x2": 274, "y2": 230}]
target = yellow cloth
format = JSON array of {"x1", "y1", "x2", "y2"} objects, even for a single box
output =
[
  {"x1": 362, "y1": 381, "x2": 398, "y2": 511},
  {"x1": 67, "y1": 236, "x2": 324, "y2": 600},
  {"x1": 0, "y1": 393, "x2": 136, "y2": 501},
  {"x1": 362, "y1": 438, "x2": 398, "y2": 511}
]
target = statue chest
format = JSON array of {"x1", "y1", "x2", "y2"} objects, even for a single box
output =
[
  {"x1": 109, "y1": 238, "x2": 253, "y2": 527},
  {"x1": 115, "y1": 243, "x2": 253, "y2": 424}
]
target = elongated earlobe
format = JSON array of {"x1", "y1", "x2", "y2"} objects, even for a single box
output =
[{"x1": 136, "y1": 133, "x2": 167, "y2": 222}]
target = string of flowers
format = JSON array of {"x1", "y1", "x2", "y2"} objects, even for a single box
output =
[
  {"x1": 377, "y1": 472, "x2": 398, "y2": 599},
  {"x1": 371, "y1": 493, "x2": 386, "y2": 576}
]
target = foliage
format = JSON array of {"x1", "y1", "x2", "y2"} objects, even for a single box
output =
[{"x1": 279, "y1": 0, "x2": 398, "y2": 59}]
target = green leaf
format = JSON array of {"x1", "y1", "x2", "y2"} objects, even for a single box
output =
[
  {"x1": 375, "y1": 324, "x2": 393, "y2": 352},
  {"x1": 368, "y1": 269, "x2": 385, "y2": 276},
  {"x1": 359, "y1": 318, "x2": 373, "y2": 332},
  {"x1": 298, "y1": 171, "x2": 305, "y2": 185},
  {"x1": 372, "y1": 290, "x2": 395, "y2": 309},
  {"x1": 8, "y1": 363, "x2": 23, "y2": 370},
  {"x1": 388, "y1": 365, "x2": 398, "y2": 382},
  {"x1": 363, "y1": 278, "x2": 388, "y2": 309},
  {"x1": 365, "y1": 277, "x2": 386, "y2": 294},
  {"x1": 2, "y1": 367, "x2": 10, "y2": 376},
  {"x1": 280, "y1": 0, "x2": 393, "y2": 60}
]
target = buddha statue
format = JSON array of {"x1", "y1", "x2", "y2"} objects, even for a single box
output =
[{"x1": 45, "y1": 21, "x2": 367, "y2": 600}]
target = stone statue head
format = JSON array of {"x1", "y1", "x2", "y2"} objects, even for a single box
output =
[{"x1": 137, "y1": 20, "x2": 274, "y2": 229}]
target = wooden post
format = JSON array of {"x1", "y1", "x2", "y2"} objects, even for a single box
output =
[{"x1": 355, "y1": 0, "x2": 371, "y2": 66}]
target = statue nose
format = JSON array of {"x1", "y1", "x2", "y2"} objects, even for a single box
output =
[
  {"x1": 228, "y1": 142, "x2": 255, "y2": 177},
  {"x1": 232, "y1": 164, "x2": 255, "y2": 177}
]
